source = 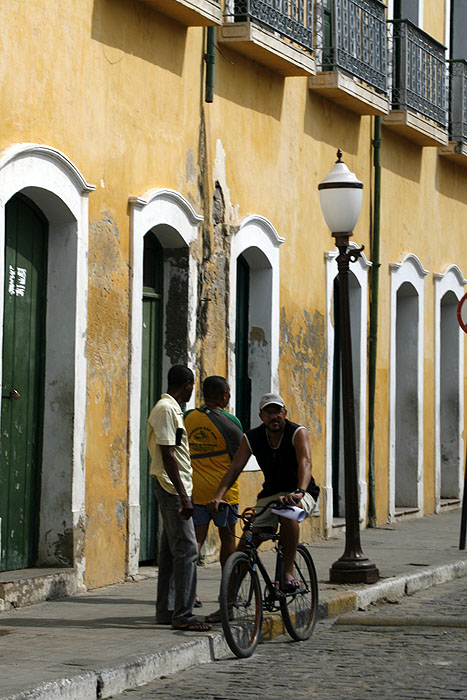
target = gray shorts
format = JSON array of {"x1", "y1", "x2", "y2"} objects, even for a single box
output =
[{"x1": 253, "y1": 491, "x2": 316, "y2": 530}]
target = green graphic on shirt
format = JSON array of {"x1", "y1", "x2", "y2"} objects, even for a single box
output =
[{"x1": 188, "y1": 426, "x2": 219, "y2": 454}]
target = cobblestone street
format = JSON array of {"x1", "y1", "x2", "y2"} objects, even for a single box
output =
[{"x1": 114, "y1": 577, "x2": 467, "y2": 700}]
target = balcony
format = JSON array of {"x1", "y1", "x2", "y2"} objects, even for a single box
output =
[
  {"x1": 439, "y1": 60, "x2": 467, "y2": 164},
  {"x1": 309, "y1": 0, "x2": 389, "y2": 116},
  {"x1": 383, "y1": 19, "x2": 448, "y2": 146},
  {"x1": 141, "y1": 0, "x2": 222, "y2": 26},
  {"x1": 217, "y1": 0, "x2": 315, "y2": 76}
]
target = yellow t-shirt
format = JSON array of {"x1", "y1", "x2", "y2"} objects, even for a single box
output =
[{"x1": 184, "y1": 408, "x2": 241, "y2": 505}]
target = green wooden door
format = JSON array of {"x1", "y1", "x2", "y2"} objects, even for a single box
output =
[
  {"x1": 235, "y1": 254, "x2": 251, "y2": 431},
  {"x1": 139, "y1": 233, "x2": 163, "y2": 563},
  {"x1": 1, "y1": 195, "x2": 48, "y2": 572}
]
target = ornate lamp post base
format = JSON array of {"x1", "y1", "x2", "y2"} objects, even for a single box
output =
[{"x1": 330, "y1": 556, "x2": 379, "y2": 584}]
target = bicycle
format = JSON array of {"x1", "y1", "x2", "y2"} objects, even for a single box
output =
[{"x1": 218, "y1": 500, "x2": 319, "y2": 658}]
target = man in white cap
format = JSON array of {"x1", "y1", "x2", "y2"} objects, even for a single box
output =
[{"x1": 207, "y1": 392, "x2": 319, "y2": 592}]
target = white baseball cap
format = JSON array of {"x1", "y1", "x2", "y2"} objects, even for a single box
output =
[{"x1": 259, "y1": 393, "x2": 285, "y2": 411}]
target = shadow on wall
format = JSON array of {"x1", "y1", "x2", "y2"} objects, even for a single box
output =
[
  {"x1": 435, "y1": 157, "x2": 467, "y2": 205},
  {"x1": 91, "y1": 0, "x2": 187, "y2": 76},
  {"x1": 304, "y1": 92, "x2": 362, "y2": 157},
  {"x1": 215, "y1": 44, "x2": 285, "y2": 121},
  {"x1": 379, "y1": 128, "x2": 423, "y2": 184}
]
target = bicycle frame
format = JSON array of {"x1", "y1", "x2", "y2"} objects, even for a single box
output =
[{"x1": 240, "y1": 509, "x2": 288, "y2": 610}]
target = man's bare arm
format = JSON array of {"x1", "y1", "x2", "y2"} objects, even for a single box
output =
[
  {"x1": 206, "y1": 435, "x2": 252, "y2": 511},
  {"x1": 280, "y1": 428, "x2": 312, "y2": 505}
]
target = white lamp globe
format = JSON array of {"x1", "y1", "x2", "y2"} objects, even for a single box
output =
[{"x1": 318, "y1": 150, "x2": 363, "y2": 235}]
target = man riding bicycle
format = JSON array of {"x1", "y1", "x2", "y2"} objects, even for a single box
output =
[{"x1": 207, "y1": 393, "x2": 319, "y2": 591}]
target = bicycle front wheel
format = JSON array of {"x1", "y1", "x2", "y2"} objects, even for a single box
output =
[
  {"x1": 280, "y1": 544, "x2": 319, "y2": 641},
  {"x1": 220, "y1": 551, "x2": 263, "y2": 658}
]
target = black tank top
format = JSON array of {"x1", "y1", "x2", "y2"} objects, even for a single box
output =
[{"x1": 246, "y1": 419, "x2": 320, "y2": 500}]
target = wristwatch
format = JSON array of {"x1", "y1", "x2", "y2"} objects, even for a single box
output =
[{"x1": 294, "y1": 488, "x2": 305, "y2": 497}]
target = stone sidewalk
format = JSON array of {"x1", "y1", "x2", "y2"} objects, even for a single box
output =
[{"x1": 1, "y1": 509, "x2": 466, "y2": 700}]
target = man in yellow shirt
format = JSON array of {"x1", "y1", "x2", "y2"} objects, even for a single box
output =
[{"x1": 184, "y1": 376, "x2": 243, "y2": 620}]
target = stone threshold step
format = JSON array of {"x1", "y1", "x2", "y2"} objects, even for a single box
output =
[{"x1": 0, "y1": 567, "x2": 80, "y2": 612}]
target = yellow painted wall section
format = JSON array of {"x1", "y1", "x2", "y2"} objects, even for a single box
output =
[
  {"x1": 423, "y1": 1, "x2": 446, "y2": 43},
  {"x1": 0, "y1": 0, "x2": 209, "y2": 586}
]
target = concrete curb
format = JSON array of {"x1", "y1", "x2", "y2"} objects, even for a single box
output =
[
  {"x1": 355, "y1": 559, "x2": 467, "y2": 609},
  {"x1": 4, "y1": 558, "x2": 467, "y2": 700},
  {"x1": 3, "y1": 635, "x2": 229, "y2": 700}
]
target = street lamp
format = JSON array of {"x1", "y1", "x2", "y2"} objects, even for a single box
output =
[{"x1": 318, "y1": 149, "x2": 379, "y2": 584}]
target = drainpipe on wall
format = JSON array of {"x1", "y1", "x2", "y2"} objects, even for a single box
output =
[
  {"x1": 367, "y1": 116, "x2": 381, "y2": 528},
  {"x1": 205, "y1": 26, "x2": 216, "y2": 103}
]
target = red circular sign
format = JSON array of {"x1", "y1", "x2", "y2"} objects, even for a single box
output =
[{"x1": 457, "y1": 293, "x2": 467, "y2": 334}]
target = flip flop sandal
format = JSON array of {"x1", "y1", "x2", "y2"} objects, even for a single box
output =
[
  {"x1": 204, "y1": 609, "x2": 222, "y2": 623},
  {"x1": 281, "y1": 578, "x2": 301, "y2": 592},
  {"x1": 204, "y1": 609, "x2": 234, "y2": 623},
  {"x1": 173, "y1": 622, "x2": 212, "y2": 632}
]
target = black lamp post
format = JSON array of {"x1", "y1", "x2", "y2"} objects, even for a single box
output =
[{"x1": 318, "y1": 149, "x2": 379, "y2": 584}]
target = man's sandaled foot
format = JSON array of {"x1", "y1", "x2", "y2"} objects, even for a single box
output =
[
  {"x1": 194, "y1": 595, "x2": 203, "y2": 608},
  {"x1": 173, "y1": 621, "x2": 212, "y2": 631},
  {"x1": 204, "y1": 609, "x2": 222, "y2": 623},
  {"x1": 205, "y1": 609, "x2": 234, "y2": 623},
  {"x1": 281, "y1": 577, "x2": 301, "y2": 592}
]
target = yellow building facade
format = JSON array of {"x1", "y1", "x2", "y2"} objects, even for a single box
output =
[{"x1": 0, "y1": 0, "x2": 466, "y2": 596}]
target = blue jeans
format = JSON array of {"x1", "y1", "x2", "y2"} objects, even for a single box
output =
[{"x1": 153, "y1": 479, "x2": 198, "y2": 627}]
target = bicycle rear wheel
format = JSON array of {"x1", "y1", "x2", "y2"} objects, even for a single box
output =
[
  {"x1": 280, "y1": 544, "x2": 318, "y2": 641},
  {"x1": 220, "y1": 551, "x2": 263, "y2": 658}
]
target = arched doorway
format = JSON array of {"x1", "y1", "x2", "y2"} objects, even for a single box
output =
[
  {"x1": 389, "y1": 254, "x2": 427, "y2": 519},
  {"x1": 440, "y1": 290, "x2": 461, "y2": 500},
  {"x1": 128, "y1": 189, "x2": 202, "y2": 574},
  {"x1": 0, "y1": 144, "x2": 94, "y2": 582},
  {"x1": 433, "y1": 265, "x2": 465, "y2": 511},
  {"x1": 229, "y1": 216, "x2": 284, "y2": 436},
  {"x1": 325, "y1": 244, "x2": 370, "y2": 532}
]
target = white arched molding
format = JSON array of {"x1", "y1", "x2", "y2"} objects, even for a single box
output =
[
  {"x1": 433, "y1": 265, "x2": 466, "y2": 513},
  {"x1": 389, "y1": 254, "x2": 428, "y2": 521},
  {"x1": 128, "y1": 188, "x2": 202, "y2": 574},
  {"x1": 0, "y1": 143, "x2": 94, "y2": 588},
  {"x1": 228, "y1": 215, "x2": 284, "y2": 471},
  {"x1": 324, "y1": 243, "x2": 371, "y2": 534}
]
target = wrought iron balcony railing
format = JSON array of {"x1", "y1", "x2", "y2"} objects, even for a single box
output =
[
  {"x1": 388, "y1": 19, "x2": 447, "y2": 127},
  {"x1": 448, "y1": 60, "x2": 467, "y2": 143},
  {"x1": 224, "y1": 0, "x2": 313, "y2": 52},
  {"x1": 319, "y1": 0, "x2": 387, "y2": 94}
]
